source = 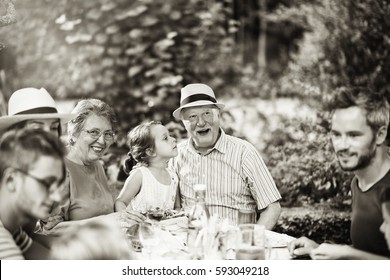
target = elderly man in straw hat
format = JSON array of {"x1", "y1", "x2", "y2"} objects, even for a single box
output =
[
  {"x1": 170, "y1": 83, "x2": 281, "y2": 228},
  {"x1": 0, "y1": 87, "x2": 74, "y2": 136}
]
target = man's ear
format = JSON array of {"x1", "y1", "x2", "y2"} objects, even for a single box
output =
[
  {"x1": 1, "y1": 168, "x2": 17, "y2": 192},
  {"x1": 375, "y1": 125, "x2": 388, "y2": 145}
]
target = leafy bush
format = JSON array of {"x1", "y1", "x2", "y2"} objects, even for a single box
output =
[
  {"x1": 50, "y1": 0, "x2": 241, "y2": 135},
  {"x1": 264, "y1": 115, "x2": 353, "y2": 209},
  {"x1": 274, "y1": 211, "x2": 351, "y2": 244}
]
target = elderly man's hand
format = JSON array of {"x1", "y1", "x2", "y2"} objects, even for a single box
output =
[{"x1": 288, "y1": 236, "x2": 319, "y2": 258}]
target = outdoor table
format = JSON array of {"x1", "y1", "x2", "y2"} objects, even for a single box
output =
[{"x1": 129, "y1": 219, "x2": 295, "y2": 260}]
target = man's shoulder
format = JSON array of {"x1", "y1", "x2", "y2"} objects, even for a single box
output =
[{"x1": 224, "y1": 133, "x2": 257, "y2": 150}]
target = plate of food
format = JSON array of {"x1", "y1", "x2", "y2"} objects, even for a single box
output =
[
  {"x1": 142, "y1": 207, "x2": 165, "y2": 221},
  {"x1": 265, "y1": 230, "x2": 295, "y2": 248},
  {"x1": 159, "y1": 210, "x2": 188, "y2": 229},
  {"x1": 142, "y1": 208, "x2": 187, "y2": 221}
]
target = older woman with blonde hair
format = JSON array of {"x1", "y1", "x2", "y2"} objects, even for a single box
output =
[{"x1": 37, "y1": 98, "x2": 144, "y2": 236}]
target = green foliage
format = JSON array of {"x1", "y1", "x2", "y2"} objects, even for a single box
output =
[
  {"x1": 264, "y1": 116, "x2": 353, "y2": 209},
  {"x1": 53, "y1": 0, "x2": 240, "y2": 136},
  {"x1": 275, "y1": 211, "x2": 351, "y2": 244},
  {"x1": 284, "y1": 0, "x2": 390, "y2": 96},
  {"x1": 321, "y1": 0, "x2": 390, "y2": 95}
]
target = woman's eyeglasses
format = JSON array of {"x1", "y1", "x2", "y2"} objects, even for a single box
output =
[{"x1": 83, "y1": 129, "x2": 115, "y2": 141}]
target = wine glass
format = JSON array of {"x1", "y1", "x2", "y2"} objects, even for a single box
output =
[{"x1": 139, "y1": 222, "x2": 159, "y2": 259}]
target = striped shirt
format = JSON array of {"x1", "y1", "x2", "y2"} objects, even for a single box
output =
[
  {"x1": 0, "y1": 220, "x2": 26, "y2": 260},
  {"x1": 170, "y1": 130, "x2": 281, "y2": 224}
]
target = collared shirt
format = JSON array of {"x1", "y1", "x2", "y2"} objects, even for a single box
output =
[{"x1": 170, "y1": 130, "x2": 281, "y2": 224}]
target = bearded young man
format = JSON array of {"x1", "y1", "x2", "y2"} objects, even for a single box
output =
[{"x1": 288, "y1": 87, "x2": 390, "y2": 259}]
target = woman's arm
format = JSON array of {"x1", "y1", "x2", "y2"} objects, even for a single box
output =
[
  {"x1": 310, "y1": 243, "x2": 390, "y2": 260},
  {"x1": 114, "y1": 169, "x2": 142, "y2": 212}
]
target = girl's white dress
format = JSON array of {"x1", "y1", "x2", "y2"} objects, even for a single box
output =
[{"x1": 129, "y1": 166, "x2": 178, "y2": 212}]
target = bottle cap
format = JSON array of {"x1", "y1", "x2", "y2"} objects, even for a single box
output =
[{"x1": 193, "y1": 184, "x2": 206, "y2": 191}]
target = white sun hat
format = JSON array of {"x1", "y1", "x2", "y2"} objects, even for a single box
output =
[
  {"x1": 172, "y1": 83, "x2": 225, "y2": 119},
  {"x1": 0, "y1": 87, "x2": 75, "y2": 133}
]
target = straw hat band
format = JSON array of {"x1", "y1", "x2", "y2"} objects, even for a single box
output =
[
  {"x1": 172, "y1": 83, "x2": 225, "y2": 119},
  {"x1": 13, "y1": 107, "x2": 58, "y2": 116},
  {"x1": 181, "y1": 93, "x2": 217, "y2": 106}
]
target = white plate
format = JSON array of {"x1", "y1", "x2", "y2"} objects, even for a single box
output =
[{"x1": 265, "y1": 230, "x2": 295, "y2": 248}]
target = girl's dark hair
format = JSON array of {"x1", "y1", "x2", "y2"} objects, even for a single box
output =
[
  {"x1": 123, "y1": 153, "x2": 138, "y2": 175},
  {"x1": 124, "y1": 121, "x2": 161, "y2": 173}
]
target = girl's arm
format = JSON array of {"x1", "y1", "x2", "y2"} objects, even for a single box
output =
[{"x1": 114, "y1": 169, "x2": 142, "y2": 212}]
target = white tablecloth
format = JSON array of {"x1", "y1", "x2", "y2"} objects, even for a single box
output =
[{"x1": 133, "y1": 225, "x2": 295, "y2": 260}]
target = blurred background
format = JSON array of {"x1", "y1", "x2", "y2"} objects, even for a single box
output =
[{"x1": 0, "y1": 0, "x2": 389, "y2": 243}]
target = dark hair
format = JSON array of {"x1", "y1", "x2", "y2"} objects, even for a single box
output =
[
  {"x1": 0, "y1": 128, "x2": 66, "y2": 180},
  {"x1": 125, "y1": 121, "x2": 161, "y2": 171},
  {"x1": 67, "y1": 98, "x2": 117, "y2": 144},
  {"x1": 8, "y1": 119, "x2": 62, "y2": 136},
  {"x1": 325, "y1": 87, "x2": 390, "y2": 133},
  {"x1": 123, "y1": 153, "x2": 138, "y2": 175}
]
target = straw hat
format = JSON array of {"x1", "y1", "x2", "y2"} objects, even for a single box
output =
[
  {"x1": 0, "y1": 88, "x2": 75, "y2": 132},
  {"x1": 172, "y1": 83, "x2": 225, "y2": 119}
]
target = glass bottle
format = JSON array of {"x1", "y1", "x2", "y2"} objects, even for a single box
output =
[{"x1": 187, "y1": 184, "x2": 210, "y2": 259}]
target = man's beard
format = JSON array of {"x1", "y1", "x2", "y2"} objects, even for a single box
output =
[{"x1": 338, "y1": 140, "x2": 377, "y2": 172}]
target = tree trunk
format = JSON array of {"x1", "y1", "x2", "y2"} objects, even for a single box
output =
[{"x1": 257, "y1": 0, "x2": 267, "y2": 72}]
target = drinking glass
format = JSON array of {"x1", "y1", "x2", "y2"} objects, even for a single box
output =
[
  {"x1": 139, "y1": 222, "x2": 159, "y2": 259},
  {"x1": 236, "y1": 224, "x2": 271, "y2": 260},
  {"x1": 237, "y1": 209, "x2": 256, "y2": 224}
]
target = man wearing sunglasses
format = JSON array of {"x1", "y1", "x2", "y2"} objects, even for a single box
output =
[{"x1": 0, "y1": 128, "x2": 66, "y2": 259}]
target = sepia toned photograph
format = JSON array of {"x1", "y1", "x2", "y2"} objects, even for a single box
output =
[{"x1": 0, "y1": 0, "x2": 389, "y2": 269}]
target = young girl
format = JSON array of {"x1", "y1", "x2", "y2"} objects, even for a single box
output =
[{"x1": 115, "y1": 121, "x2": 179, "y2": 213}]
